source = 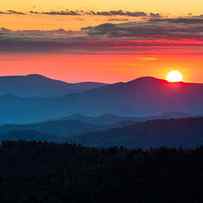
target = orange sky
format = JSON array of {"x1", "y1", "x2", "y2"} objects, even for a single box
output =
[
  {"x1": 0, "y1": 1, "x2": 203, "y2": 83},
  {"x1": 0, "y1": 14, "x2": 137, "y2": 31},
  {"x1": 0, "y1": 12, "x2": 151, "y2": 32},
  {"x1": 0, "y1": 51, "x2": 202, "y2": 83}
]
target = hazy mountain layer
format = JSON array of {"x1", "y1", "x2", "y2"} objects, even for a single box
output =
[
  {"x1": 1, "y1": 117, "x2": 202, "y2": 148},
  {"x1": 73, "y1": 117, "x2": 203, "y2": 148},
  {"x1": 0, "y1": 77, "x2": 202, "y2": 124},
  {"x1": 0, "y1": 74, "x2": 106, "y2": 97}
]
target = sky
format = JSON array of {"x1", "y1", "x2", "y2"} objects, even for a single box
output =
[
  {"x1": 1, "y1": 52, "x2": 202, "y2": 83},
  {"x1": 1, "y1": 0, "x2": 203, "y2": 15},
  {"x1": 0, "y1": 1, "x2": 203, "y2": 83}
]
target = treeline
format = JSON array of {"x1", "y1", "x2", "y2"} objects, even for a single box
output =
[{"x1": 0, "y1": 141, "x2": 202, "y2": 202}]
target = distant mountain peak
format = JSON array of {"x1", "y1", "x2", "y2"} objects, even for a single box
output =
[
  {"x1": 0, "y1": 74, "x2": 107, "y2": 98},
  {"x1": 25, "y1": 74, "x2": 54, "y2": 80},
  {"x1": 26, "y1": 74, "x2": 46, "y2": 78},
  {"x1": 130, "y1": 76, "x2": 164, "y2": 82},
  {"x1": 126, "y1": 77, "x2": 166, "y2": 86},
  {"x1": 0, "y1": 74, "x2": 53, "y2": 81}
]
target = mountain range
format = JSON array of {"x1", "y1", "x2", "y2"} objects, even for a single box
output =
[
  {"x1": 0, "y1": 74, "x2": 202, "y2": 147},
  {"x1": 0, "y1": 75, "x2": 202, "y2": 124},
  {"x1": 0, "y1": 117, "x2": 202, "y2": 148},
  {"x1": 72, "y1": 117, "x2": 203, "y2": 148},
  {"x1": 0, "y1": 114, "x2": 131, "y2": 142},
  {"x1": 0, "y1": 112, "x2": 194, "y2": 142},
  {"x1": 0, "y1": 74, "x2": 106, "y2": 97}
]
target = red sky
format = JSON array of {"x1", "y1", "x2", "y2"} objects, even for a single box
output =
[
  {"x1": 1, "y1": 14, "x2": 203, "y2": 83},
  {"x1": 0, "y1": 50, "x2": 203, "y2": 83}
]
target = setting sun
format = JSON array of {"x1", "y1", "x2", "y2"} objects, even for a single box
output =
[{"x1": 166, "y1": 70, "x2": 183, "y2": 83}]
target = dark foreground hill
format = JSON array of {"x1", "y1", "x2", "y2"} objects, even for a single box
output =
[
  {"x1": 73, "y1": 117, "x2": 203, "y2": 148},
  {"x1": 0, "y1": 141, "x2": 202, "y2": 203}
]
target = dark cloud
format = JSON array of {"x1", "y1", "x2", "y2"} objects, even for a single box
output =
[
  {"x1": 0, "y1": 11, "x2": 7, "y2": 14},
  {"x1": 30, "y1": 10, "x2": 81, "y2": 16},
  {"x1": 88, "y1": 10, "x2": 147, "y2": 17},
  {"x1": 1, "y1": 16, "x2": 203, "y2": 54},
  {"x1": 84, "y1": 16, "x2": 203, "y2": 38},
  {"x1": 151, "y1": 17, "x2": 203, "y2": 24},
  {"x1": 0, "y1": 9, "x2": 159, "y2": 17},
  {"x1": 28, "y1": 10, "x2": 154, "y2": 17},
  {"x1": 149, "y1": 13, "x2": 161, "y2": 18},
  {"x1": 0, "y1": 10, "x2": 26, "y2": 15},
  {"x1": 0, "y1": 27, "x2": 11, "y2": 32},
  {"x1": 0, "y1": 29, "x2": 89, "y2": 53},
  {"x1": 108, "y1": 18, "x2": 130, "y2": 22}
]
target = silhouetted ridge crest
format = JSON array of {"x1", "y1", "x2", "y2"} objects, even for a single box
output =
[
  {"x1": 25, "y1": 74, "x2": 54, "y2": 79},
  {"x1": 127, "y1": 77, "x2": 166, "y2": 85},
  {"x1": 0, "y1": 74, "x2": 106, "y2": 97}
]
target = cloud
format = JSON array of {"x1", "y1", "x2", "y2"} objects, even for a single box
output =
[
  {"x1": 149, "y1": 13, "x2": 161, "y2": 18},
  {"x1": 108, "y1": 18, "x2": 130, "y2": 22},
  {"x1": 84, "y1": 16, "x2": 203, "y2": 38},
  {"x1": 30, "y1": 10, "x2": 81, "y2": 16},
  {"x1": 1, "y1": 16, "x2": 203, "y2": 54},
  {"x1": 0, "y1": 10, "x2": 26, "y2": 15},
  {"x1": 0, "y1": 9, "x2": 160, "y2": 17},
  {"x1": 151, "y1": 17, "x2": 203, "y2": 24},
  {"x1": 88, "y1": 10, "x2": 148, "y2": 17},
  {"x1": 0, "y1": 11, "x2": 7, "y2": 14},
  {"x1": 28, "y1": 10, "x2": 158, "y2": 17},
  {"x1": 7, "y1": 10, "x2": 25, "y2": 15}
]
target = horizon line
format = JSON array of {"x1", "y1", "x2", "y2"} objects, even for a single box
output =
[{"x1": 0, "y1": 73, "x2": 200, "y2": 85}]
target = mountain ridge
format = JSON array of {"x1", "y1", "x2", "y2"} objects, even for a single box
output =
[
  {"x1": 72, "y1": 117, "x2": 203, "y2": 148},
  {"x1": 0, "y1": 74, "x2": 107, "y2": 97},
  {"x1": 0, "y1": 75, "x2": 202, "y2": 124}
]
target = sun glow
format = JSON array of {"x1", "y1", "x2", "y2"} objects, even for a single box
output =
[{"x1": 166, "y1": 70, "x2": 183, "y2": 83}]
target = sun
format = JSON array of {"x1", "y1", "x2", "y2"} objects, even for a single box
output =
[{"x1": 166, "y1": 70, "x2": 183, "y2": 83}]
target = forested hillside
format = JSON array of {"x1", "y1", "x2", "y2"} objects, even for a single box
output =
[{"x1": 0, "y1": 141, "x2": 202, "y2": 202}]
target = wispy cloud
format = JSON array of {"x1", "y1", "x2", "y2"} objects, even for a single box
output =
[
  {"x1": 0, "y1": 10, "x2": 25, "y2": 15},
  {"x1": 151, "y1": 17, "x2": 203, "y2": 24},
  {"x1": 85, "y1": 10, "x2": 148, "y2": 17},
  {"x1": 29, "y1": 10, "x2": 81, "y2": 16},
  {"x1": 0, "y1": 9, "x2": 160, "y2": 17},
  {"x1": 30, "y1": 10, "x2": 148, "y2": 17}
]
